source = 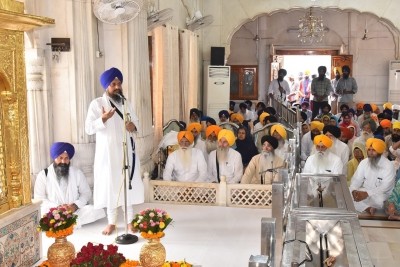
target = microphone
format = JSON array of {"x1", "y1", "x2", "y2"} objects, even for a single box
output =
[{"x1": 116, "y1": 93, "x2": 126, "y2": 100}]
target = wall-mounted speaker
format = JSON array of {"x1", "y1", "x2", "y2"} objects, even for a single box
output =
[{"x1": 211, "y1": 47, "x2": 225, "y2": 66}]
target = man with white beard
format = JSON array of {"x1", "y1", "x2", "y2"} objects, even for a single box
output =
[
  {"x1": 187, "y1": 122, "x2": 208, "y2": 161},
  {"x1": 163, "y1": 131, "x2": 208, "y2": 182},
  {"x1": 301, "y1": 120, "x2": 324, "y2": 165},
  {"x1": 323, "y1": 125, "x2": 350, "y2": 171},
  {"x1": 303, "y1": 134, "x2": 343, "y2": 174},
  {"x1": 350, "y1": 138, "x2": 396, "y2": 215},
  {"x1": 353, "y1": 118, "x2": 376, "y2": 146},
  {"x1": 205, "y1": 125, "x2": 221, "y2": 154},
  {"x1": 208, "y1": 129, "x2": 243, "y2": 183},
  {"x1": 241, "y1": 135, "x2": 285, "y2": 184},
  {"x1": 270, "y1": 123, "x2": 289, "y2": 160}
]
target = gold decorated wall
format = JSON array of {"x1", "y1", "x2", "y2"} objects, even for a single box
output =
[
  {"x1": 0, "y1": 0, "x2": 54, "y2": 215},
  {"x1": 0, "y1": 28, "x2": 31, "y2": 213}
]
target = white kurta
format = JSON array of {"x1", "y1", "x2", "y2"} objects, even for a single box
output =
[
  {"x1": 194, "y1": 137, "x2": 208, "y2": 162},
  {"x1": 34, "y1": 164, "x2": 105, "y2": 226},
  {"x1": 303, "y1": 151, "x2": 343, "y2": 175},
  {"x1": 163, "y1": 148, "x2": 208, "y2": 182},
  {"x1": 349, "y1": 156, "x2": 396, "y2": 212},
  {"x1": 301, "y1": 132, "x2": 313, "y2": 162},
  {"x1": 85, "y1": 93, "x2": 144, "y2": 210},
  {"x1": 207, "y1": 148, "x2": 243, "y2": 183},
  {"x1": 268, "y1": 79, "x2": 290, "y2": 102},
  {"x1": 328, "y1": 138, "x2": 350, "y2": 174}
]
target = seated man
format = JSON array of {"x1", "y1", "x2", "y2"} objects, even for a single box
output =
[
  {"x1": 350, "y1": 138, "x2": 396, "y2": 215},
  {"x1": 163, "y1": 131, "x2": 208, "y2": 182},
  {"x1": 205, "y1": 125, "x2": 221, "y2": 154},
  {"x1": 303, "y1": 134, "x2": 343, "y2": 174},
  {"x1": 208, "y1": 129, "x2": 243, "y2": 183},
  {"x1": 301, "y1": 120, "x2": 324, "y2": 165},
  {"x1": 241, "y1": 135, "x2": 285, "y2": 184},
  {"x1": 270, "y1": 124, "x2": 289, "y2": 160},
  {"x1": 34, "y1": 142, "x2": 106, "y2": 227},
  {"x1": 187, "y1": 122, "x2": 208, "y2": 161}
]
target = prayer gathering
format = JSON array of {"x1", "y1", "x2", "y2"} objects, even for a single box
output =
[{"x1": 1, "y1": 0, "x2": 400, "y2": 266}]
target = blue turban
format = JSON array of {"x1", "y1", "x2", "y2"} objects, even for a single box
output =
[
  {"x1": 100, "y1": 67, "x2": 123, "y2": 89},
  {"x1": 50, "y1": 142, "x2": 75, "y2": 159}
]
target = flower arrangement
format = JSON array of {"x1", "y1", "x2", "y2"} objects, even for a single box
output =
[
  {"x1": 131, "y1": 208, "x2": 173, "y2": 239},
  {"x1": 37, "y1": 206, "x2": 77, "y2": 238},
  {"x1": 120, "y1": 260, "x2": 192, "y2": 267},
  {"x1": 70, "y1": 242, "x2": 126, "y2": 267}
]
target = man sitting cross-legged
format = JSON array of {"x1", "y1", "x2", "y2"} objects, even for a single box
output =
[{"x1": 34, "y1": 142, "x2": 106, "y2": 227}]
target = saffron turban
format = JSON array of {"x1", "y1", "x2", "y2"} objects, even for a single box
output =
[
  {"x1": 259, "y1": 112, "x2": 270, "y2": 125},
  {"x1": 50, "y1": 142, "x2": 75, "y2": 159},
  {"x1": 206, "y1": 125, "x2": 221, "y2": 138},
  {"x1": 393, "y1": 121, "x2": 400, "y2": 130},
  {"x1": 370, "y1": 103, "x2": 378, "y2": 113},
  {"x1": 271, "y1": 124, "x2": 287, "y2": 139},
  {"x1": 340, "y1": 126, "x2": 354, "y2": 140},
  {"x1": 310, "y1": 121, "x2": 324, "y2": 132},
  {"x1": 218, "y1": 129, "x2": 236, "y2": 146},
  {"x1": 187, "y1": 122, "x2": 202, "y2": 132},
  {"x1": 366, "y1": 138, "x2": 386, "y2": 154},
  {"x1": 261, "y1": 135, "x2": 278, "y2": 149},
  {"x1": 304, "y1": 70, "x2": 311, "y2": 76},
  {"x1": 393, "y1": 104, "x2": 400, "y2": 111},
  {"x1": 383, "y1": 102, "x2": 393, "y2": 110},
  {"x1": 313, "y1": 134, "x2": 333, "y2": 148},
  {"x1": 380, "y1": 119, "x2": 392, "y2": 129},
  {"x1": 356, "y1": 102, "x2": 364, "y2": 110},
  {"x1": 100, "y1": 67, "x2": 123, "y2": 89},
  {"x1": 323, "y1": 125, "x2": 341, "y2": 138},
  {"x1": 177, "y1": 131, "x2": 194, "y2": 144},
  {"x1": 231, "y1": 113, "x2": 244, "y2": 123}
]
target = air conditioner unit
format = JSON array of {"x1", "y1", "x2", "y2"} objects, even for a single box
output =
[
  {"x1": 388, "y1": 60, "x2": 400, "y2": 103},
  {"x1": 203, "y1": 66, "x2": 231, "y2": 120}
]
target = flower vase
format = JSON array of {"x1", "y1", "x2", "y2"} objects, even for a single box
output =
[
  {"x1": 139, "y1": 238, "x2": 166, "y2": 267},
  {"x1": 47, "y1": 236, "x2": 75, "y2": 267}
]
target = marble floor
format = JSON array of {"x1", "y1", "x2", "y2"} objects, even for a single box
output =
[{"x1": 37, "y1": 203, "x2": 400, "y2": 267}]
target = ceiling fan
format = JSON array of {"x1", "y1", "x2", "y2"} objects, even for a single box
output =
[
  {"x1": 93, "y1": 0, "x2": 142, "y2": 24},
  {"x1": 235, "y1": 18, "x2": 274, "y2": 42},
  {"x1": 361, "y1": 19, "x2": 388, "y2": 40}
]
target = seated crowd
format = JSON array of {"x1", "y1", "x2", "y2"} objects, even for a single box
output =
[{"x1": 157, "y1": 96, "x2": 400, "y2": 220}]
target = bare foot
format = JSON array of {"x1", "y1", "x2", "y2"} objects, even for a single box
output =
[
  {"x1": 102, "y1": 224, "x2": 116, "y2": 235},
  {"x1": 368, "y1": 207, "x2": 376, "y2": 215},
  {"x1": 388, "y1": 214, "x2": 400, "y2": 220},
  {"x1": 128, "y1": 223, "x2": 138, "y2": 233}
]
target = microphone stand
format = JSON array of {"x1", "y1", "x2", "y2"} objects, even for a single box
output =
[{"x1": 115, "y1": 94, "x2": 138, "y2": 245}]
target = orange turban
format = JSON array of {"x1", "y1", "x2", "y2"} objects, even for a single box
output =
[
  {"x1": 356, "y1": 102, "x2": 364, "y2": 110},
  {"x1": 383, "y1": 102, "x2": 393, "y2": 110},
  {"x1": 177, "y1": 131, "x2": 194, "y2": 144},
  {"x1": 259, "y1": 112, "x2": 270, "y2": 125},
  {"x1": 310, "y1": 121, "x2": 324, "y2": 132},
  {"x1": 231, "y1": 113, "x2": 244, "y2": 123},
  {"x1": 313, "y1": 134, "x2": 333, "y2": 148},
  {"x1": 206, "y1": 125, "x2": 221, "y2": 138},
  {"x1": 366, "y1": 138, "x2": 386, "y2": 154},
  {"x1": 187, "y1": 122, "x2": 202, "y2": 132},
  {"x1": 340, "y1": 126, "x2": 354, "y2": 140},
  {"x1": 218, "y1": 129, "x2": 236, "y2": 146},
  {"x1": 393, "y1": 121, "x2": 400, "y2": 130},
  {"x1": 380, "y1": 119, "x2": 391, "y2": 129},
  {"x1": 370, "y1": 103, "x2": 378, "y2": 113},
  {"x1": 271, "y1": 124, "x2": 287, "y2": 139}
]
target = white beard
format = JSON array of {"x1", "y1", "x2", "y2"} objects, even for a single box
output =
[
  {"x1": 206, "y1": 140, "x2": 218, "y2": 154},
  {"x1": 259, "y1": 151, "x2": 274, "y2": 171},
  {"x1": 177, "y1": 147, "x2": 192, "y2": 171},
  {"x1": 217, "y1": 147, "x2": 229, "y2": 163},
  {"x1": 315, "y1": 152, "x2": 331, "y2": 172},
  {"x1": 361, "y1": 131, "x2": 373, "y2": 142}
]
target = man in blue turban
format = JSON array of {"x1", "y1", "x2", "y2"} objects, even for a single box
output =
[
  {"x1": 34, "y1": 142, "x2": 105, "y2": 227},
  {"x1": 85, "y1": 67, "x2": 144, "y2": 235}
]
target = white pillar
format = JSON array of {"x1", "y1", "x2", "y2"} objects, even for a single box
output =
[{"x1": 258, "y1": 16, "x2": 268, "y2": 102}]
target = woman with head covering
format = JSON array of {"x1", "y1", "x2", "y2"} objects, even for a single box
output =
[
  {"x1": 235, "y1": 126, "x2": 259, "y2": 168},
  {"x1": 346, "y1": 142, "x2": 367, "y2": 185}
]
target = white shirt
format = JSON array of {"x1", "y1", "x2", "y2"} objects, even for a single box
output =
[
  {"x1": 207, "y1": 148, "x2": 243, "y2": 183},
  {"x1": 303, "y1": 151, "x2": 343, "y2": 175},
  {"x1": 329, "y1": 138, "x2": 350, "y2": 174},
  {"x1": 349, "y1": 156, "x2": 395, "y2": 212},
  {"x1": 34, "y1": 164, "x2": 105, "y2": 226},
  {"x1": 268, "y1": 79, "x2": 290, "y2": 102},
  {"x1": 301, "y1": 131, "x2": 314, "y2": 162},
  {"x1": 85, "y1": 93, "x2": 144, "y2": 210},
  {"x1": 163, "y1": 148, "x2": 208, "y2": 182}
]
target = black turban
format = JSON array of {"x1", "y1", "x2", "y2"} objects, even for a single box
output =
[
  {"x1": 261, "y1": 135, "x2": 278, "y2": 149},
  {"x1": 323, "y1": 125, "x2": 341, "y2": 138}
]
